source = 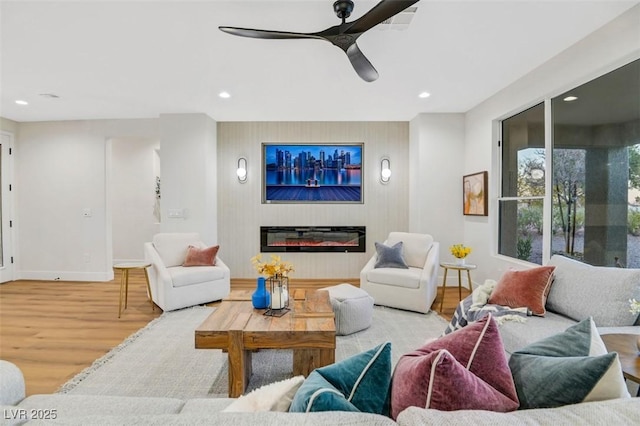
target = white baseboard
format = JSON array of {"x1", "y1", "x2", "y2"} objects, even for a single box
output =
[
  {"x1": 17, "y1": 270, "x2": 114, "y2": 282},
  {"x1": 112, "y1": 258, "x2": 146, "y2": 265}
]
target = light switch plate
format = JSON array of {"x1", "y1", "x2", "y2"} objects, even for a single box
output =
[{"x1": 168, "y1": 209, "x2": 184, "y2": 218}]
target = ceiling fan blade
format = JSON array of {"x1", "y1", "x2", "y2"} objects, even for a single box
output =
[
  {"x1": 347, "y1": 0, "x2": 420, "y2": 34},
  {"x1": 219, "y1": 26, "x2": 323, "y2": 41},
  {"x1": 346, "y1": 43, "x2": 379, "y2": 82}
]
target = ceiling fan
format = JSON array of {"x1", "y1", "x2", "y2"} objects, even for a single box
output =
[{"x1": 219, "y1": 0, "x2": 420, "y2": 82}]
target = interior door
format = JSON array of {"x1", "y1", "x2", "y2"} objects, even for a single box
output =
[{"x1": 0, "y1": 132, "x2": 14, "y2": 283}]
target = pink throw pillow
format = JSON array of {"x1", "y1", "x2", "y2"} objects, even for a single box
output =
[
  {"x1": 488, "y1": 266, "x2": 555, "y2": 316},
  {"x1": 182, "y1": 245, "x2": 219, "y2": 267},
  {"x1": 390, "y1": 314, "x2": 518, "y2": 419}
]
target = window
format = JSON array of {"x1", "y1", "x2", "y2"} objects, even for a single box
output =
[
  {"x1": 499, "y1": 58, "x2": 640, "y2": 267},
  {"x1": 551, "y1": 59, "x2": 639, "y2": 267},
  {"x1": 499, "y1": 103, "x2": 546, "y2": 264}
]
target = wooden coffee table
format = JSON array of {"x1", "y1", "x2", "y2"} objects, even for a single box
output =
[
  {"x1": 195, "y1": 289, "x2": 336, "y2": 397},
  {"x1": 601, "y1": 333, "x2": 640, "y2": 396}
]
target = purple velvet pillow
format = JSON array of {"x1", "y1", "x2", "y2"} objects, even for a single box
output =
[{"x1": 390, "y1": 314, "x2": 519, "y2": 419}]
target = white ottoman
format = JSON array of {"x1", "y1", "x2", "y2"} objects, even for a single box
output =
[{"x1": 322, "y1": 283, "x2": 374, "y2": 336}]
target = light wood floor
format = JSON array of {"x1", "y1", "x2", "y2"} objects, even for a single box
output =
[{"x1": 0, "y1": 272, "x2": 469, "y2": 396}]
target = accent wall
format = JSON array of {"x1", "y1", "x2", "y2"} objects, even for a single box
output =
[{"x1": 217, "y1": 121, "x2": 410, "y2": 279}]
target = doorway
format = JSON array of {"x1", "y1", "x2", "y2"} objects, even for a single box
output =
[
  {"x1": 0, "y1": 132, "x2": 14, "y2": 283},
  {"x1": 110, "y1": 137, "x2": 160, "y2": 263}
]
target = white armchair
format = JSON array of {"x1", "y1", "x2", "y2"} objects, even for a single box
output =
[
  {"x1": 144, "y1": 233, "x2": 230, "y2": 312},
  {"x1": 360, "y1": 232, "x2": 440, "y2": 314}
]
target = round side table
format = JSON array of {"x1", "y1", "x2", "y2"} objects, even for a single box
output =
[
  {"x1": 113, "y1": 262, "x2": 154, "y2": 318},
  {"x1": 439, "y1": 262, "x2": 477, "y2": 312},
  {"x1": 600, "y1": 333, "x2": 640, "y2": 396}
]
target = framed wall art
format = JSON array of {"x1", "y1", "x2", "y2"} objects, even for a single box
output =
[
  {"x1": 262, "y1": 143, "x2": 363, "y2": 204},
  {"x1": 463, "y1": 171, "x2": 488, "y2": 216}
]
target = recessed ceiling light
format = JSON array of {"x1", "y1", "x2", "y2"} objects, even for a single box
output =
[
  {"x1": 218, "y1": 91, "x2": 231, "y2": 99},
  {"x1": 39, "y1": 93, "x2": 60, "y2": 99},
  {"x1": 418, "y1": 92, "x2": 430, "y2": 99},
  {"x1": 563, "y1": 96, "x2": 578, "y2": 102},
  {"x1": 530, "y1": 168, "x2": 545, "y2": 180},
  {"x1": 15, "y1": 100, "x2": 28, "y2": 105}
]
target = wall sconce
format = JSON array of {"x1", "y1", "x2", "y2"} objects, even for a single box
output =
[
  {"x1": 236, "y1": 157, "x2": 248, "y2": 183},
  {"x1": 380, "y1": 157, "x2": 391, "y2": 184}
]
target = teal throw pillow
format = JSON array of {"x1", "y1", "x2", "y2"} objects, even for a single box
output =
[
  {"x1": 374, "y1": 242, "x2": 408, "y2": 269},
  {"x1": 289, "y1": 342, "x2": 392, "y2": 414},
  {"x1": 509, "y1": 318, "x2": 630, "y2": 409}
]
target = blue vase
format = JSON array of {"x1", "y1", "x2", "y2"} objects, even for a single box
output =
[{"x1": 252, "y1": 277, "x2": 270, "y2": 309}]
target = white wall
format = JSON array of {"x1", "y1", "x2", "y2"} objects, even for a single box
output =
[
  {"x1": 15, "y1": 119, "x2": 159, "y2": 280},
  {"x1": 159, "y1": 113, "x2": 218, "y2": 244},
  {"x1": 111, "y1": 137, "x2": 160, "y2": 263},
  {"x1": 0, "y1": 118, "x2": 18, "y2": 134},
  {"x1": 217, "y1": 121, "x2": 409, "y2": 279},
  {"x1": 463, "y1": 5, "x2": 640, "y2": 283},
  {"x1": 409, "y1": 114, "x2": 466, "y2": 264},
  {"x1": 13, "y1": 116, "x2": 217, "y2": 281}
]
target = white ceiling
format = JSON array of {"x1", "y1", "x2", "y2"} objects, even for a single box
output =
[{"x1": 1, "y1": 0, "x2": 637, "y2": 123}]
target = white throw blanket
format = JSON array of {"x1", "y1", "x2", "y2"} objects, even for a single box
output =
[{"x1": 443, "y1": 279, "x2": 529, "y2": 335}]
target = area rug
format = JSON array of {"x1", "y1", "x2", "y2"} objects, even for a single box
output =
[{"x1": 57, "y1": 305, "x2": 448, "y2": 399}]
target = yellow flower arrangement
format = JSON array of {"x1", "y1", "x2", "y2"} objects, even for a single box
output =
[
  {"x1": 630, "y1": 299, "x2": 640, "y2": 315},
  {"x1": 450, "y1": 244, "x2": 472, "y2": 259},
  {"x1": 251, "y1": 254, "x2": 294, "y2": 277}
]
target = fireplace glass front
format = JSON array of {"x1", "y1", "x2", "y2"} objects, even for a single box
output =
[{"x1": 260, "y1": 226, "x2": 366, "y2": 253}]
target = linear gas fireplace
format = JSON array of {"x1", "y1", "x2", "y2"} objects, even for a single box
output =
[{"x1": 260, "y1": 226, "x2": 366, "y2": 253}]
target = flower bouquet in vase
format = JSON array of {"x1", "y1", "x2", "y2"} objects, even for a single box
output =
[
  {"x1": 251, "y1": 254, "x2": 294, "y2": 317},
  {"x1": 450, "y1": 244, "x2": 471, "y2": 266}
]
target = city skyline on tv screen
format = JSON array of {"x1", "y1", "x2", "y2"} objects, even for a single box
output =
[
  {"x1": 264, "y1": 144, "x2": 362, "y2": 169},
  {"x1": 263, "y1": 143, "x2": 363, "y2": 203}
]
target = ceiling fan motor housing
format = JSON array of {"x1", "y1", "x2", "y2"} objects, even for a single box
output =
[{"x1": 334, "y1": 0, "x2": 355, "y2": 19}]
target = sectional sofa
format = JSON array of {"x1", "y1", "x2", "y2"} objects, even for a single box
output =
[
  {"x1": 497, "y1": 254, "x2": 640, "y2": 356},
  {"x1": 1, "y1": 370, "x2": 639, "y2": 425},
  {"x1": 2, "y1": 254, "x2": 639, "y2": 425}
]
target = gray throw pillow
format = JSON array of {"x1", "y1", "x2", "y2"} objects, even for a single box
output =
[
  {"x1": 374, "y1": 242, "x2": 409, "y2": 269},
  {"x1": 508, "y1": 318, "x2": 630, "y2": 409}
]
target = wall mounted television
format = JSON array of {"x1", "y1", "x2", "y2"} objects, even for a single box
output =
[{"x1": 262, "y1": 143, "x2": 363, "y2": 203}]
